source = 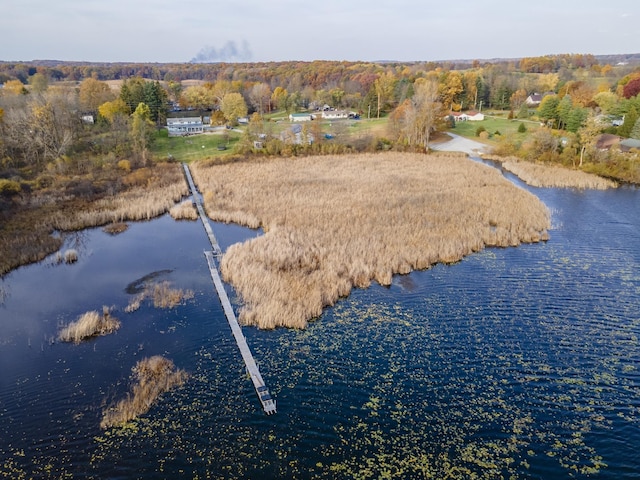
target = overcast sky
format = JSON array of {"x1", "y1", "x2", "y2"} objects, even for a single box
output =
[{"x1": 2, "y1": 1, "x2": 638, "y2": 63}]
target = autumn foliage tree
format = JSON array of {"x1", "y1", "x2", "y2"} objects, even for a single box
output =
[
  {"x1": 220, "y1": 93, "x2": 248, "y2": 125},
  {"x1": 129, "y1": 102, "x2": 154, "y2": 165},
  {"x1": 622, "y1": 76, "x2": 640, "y2": 99}
]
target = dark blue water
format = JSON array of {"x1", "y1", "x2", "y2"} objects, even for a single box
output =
[{"x1": 0, "y1": 171, "x2": 639, "y2": 479}]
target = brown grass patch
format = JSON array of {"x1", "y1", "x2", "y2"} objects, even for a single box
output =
[
  {"x1": 103, "y1": 222, "x2": 129, "y2": 235},
  {"x1": 169, "y1": 200, "x2": 198, "y2": 221},
  {"x1": 191, "y1": 152, "x2": 551, "y2": 329},
  {"x1": 58, "y1": 306, "x2": 120, "y2": 343},
  {"x1": 125, "y1": 280, "x2": 194, "y2": 312},
  {"x1": 50, "y1": 163, "x2": 188, "y2": 231},
  {"x1": 486, "y1": 155, "x2": 618, "y2": 189},
  {"x1": 100, "y1": 356, "x2": 188, "y2": 429}
]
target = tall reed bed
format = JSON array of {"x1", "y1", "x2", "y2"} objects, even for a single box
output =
[
  {"x1": 169, "y1": 200, "x2": 198, "y2": 221},
  {"x1": 100, "y1": 356, "x2": 188, "y2": 428},
  {"x1": 486, "y1": 155, "x2": 618, "y2": 189},
  {"x1": 191, "y1": 152, "x2": 551, "y2": 329},
  {"x1": 58, "y1": 306, "x2": 120, "y2": 343}
]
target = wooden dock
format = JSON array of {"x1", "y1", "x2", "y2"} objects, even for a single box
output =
[{"x1": 182, "y1": 163, "x2": 276, "y2": 415}]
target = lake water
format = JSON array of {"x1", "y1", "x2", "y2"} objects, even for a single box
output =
[{"x1": 0, "y1": 162, "x2": 639, "y2": 479}]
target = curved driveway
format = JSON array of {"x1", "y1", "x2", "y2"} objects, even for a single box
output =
[{"x1": 431, "y1": 133, "x2": 490, "y2": 156}]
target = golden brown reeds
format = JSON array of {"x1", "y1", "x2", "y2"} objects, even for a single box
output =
[
  {"x1": 103, "y1": 222, "x2": 129, "y2": 235},
  {"x1": 100, "y1": 356, "x2": 188, "y2": 428},
  {"x1": 124, "y1": 280, "x2": 194, "y2": 312},
  {"x1": 169, "y1": 200, "x2": 198, "y2": 221},
  {"x1": 50, "y1": 163, "x2": 188, "y2": 231},
  {"x1": 486, "y1": 155, "x2": 618, "y2": 189},
  {"x1": 58, "y1": 306, "x2": 120, "y2": 343},
  {"x1": 191, "y1": 152, "x2": 551, "y2": 329}
]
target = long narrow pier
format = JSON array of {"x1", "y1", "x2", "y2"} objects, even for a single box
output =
[{"x1": 182, "y1": 163, "x2": 276, "y2": 415}]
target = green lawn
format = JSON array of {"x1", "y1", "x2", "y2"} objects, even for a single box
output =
[
  {"x1": 449, "y1": 114, "x2": 542, "y2": 144},
  {"x1": 151, "y1": 129, "x2": 242, "y2": 162}
]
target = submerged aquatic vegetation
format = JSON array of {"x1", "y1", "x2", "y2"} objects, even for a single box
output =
[
  {"x1": 58, "y1": 306, "x2": 120, "y2": 344},
  {"x1": 100, "y1": 356, "x2": 188, "y2": 429},
  {"x1": 191, "y1": 152, "x2": 551, "y2": 329}
]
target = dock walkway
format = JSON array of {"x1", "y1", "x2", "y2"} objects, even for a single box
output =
[{"x1": 182, "y1": 163, "x2": 276, "y2": 415}]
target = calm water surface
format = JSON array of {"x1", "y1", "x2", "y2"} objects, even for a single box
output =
[{"x1": 0, "y1": 165, "x2": 639, "y2": 479}]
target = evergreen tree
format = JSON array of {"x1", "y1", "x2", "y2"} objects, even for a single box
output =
[
  {"x1": 566, "y1": 107, "x2": 587, "y2": 133},
  {"x1": 618, "y1": 106, "x2": 638, "y2": 138},
  {"x1": 516, "y1": 102, "x2": 529, "y2": 119},
  {"x1": 537, "y1": 95, "x2": 560, "y2": 127},
  {"x1": 630, "y1": 117, "x2": 640, "y2": 140},
  {"x1": 556, "y1": 95, "x2": 573, "y2": 130}
]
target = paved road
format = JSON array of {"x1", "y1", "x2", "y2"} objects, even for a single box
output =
[{"x1": 431, "y1": 133, "x2": 490, "y2": 156}]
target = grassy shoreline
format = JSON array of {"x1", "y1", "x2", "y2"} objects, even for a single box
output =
[
  {"x1": 485, "y1": 155, "x2": 618, "y2": 189},
  {"x1": 192, "y1": 152, "x2": 551, "y2": 329},
  {"x1": 0, "y1": 161, "x2": 188, "y2": 276}
]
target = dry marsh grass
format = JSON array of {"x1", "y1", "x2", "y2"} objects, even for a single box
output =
[
  {"x1": 191, "y1": 152, "x2": 551, "y2": 329},
  {"x1": 100, "y1": 356, "x2": 188, "y2": 429},
  {"x1": 103, "y1": 222, "x2": 129, "y2": 235},
  {"x1": 50, "y1": 163, "x2": 188, "y2": 231},
  {"x1": 125, "y1": 280, "x2": 194, "y2": 312},
  {"x1": 169, "y1": 200, "x2": 198, "y2": 221},
  {"x1": 58, "y1": 306, "x2": 120, "y2": 343},
  {"x1": 1, "y1": 163, "x2": 187, "y2": 276},
  {"x1": 486, "y1": 155, "x2": 618, "y2": 190}
]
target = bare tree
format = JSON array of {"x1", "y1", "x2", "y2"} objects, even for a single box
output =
[
  {"x1": 406, "y1": 79, "x2": 442, "y2": 150},
  {"x1": 248, "y1": 83, "x2": 271, "y2": 114}
]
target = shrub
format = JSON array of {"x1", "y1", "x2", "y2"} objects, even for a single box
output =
[
  {"x1": 518, "y1": 123, "x2": 527, "y2": 133},
  {"x1": 0, "y1": 179, "x2": 21, "y2": 197},
  {"x1": 475, "y1": 126, "x2": 486, "y2": 137},
  {"x1": 117, "y1": 159, "x2": 131, "y2": 173}
]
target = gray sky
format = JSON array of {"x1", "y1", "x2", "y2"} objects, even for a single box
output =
[{"x1": 2, "y1": 0, "x2": 638, "y2": 63}]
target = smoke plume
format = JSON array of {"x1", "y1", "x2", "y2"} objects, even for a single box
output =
[{"x1": 190, "y1": 40, "x2": 253, "y2": 63}]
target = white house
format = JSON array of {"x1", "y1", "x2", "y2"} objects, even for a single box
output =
[
  {"x1": 321, "y1": 110, "x2": 349, "y2": 120},
  {"x1": 289, "y1": 113, "x2": 314, "y2": 122},
  {"x1": 166, "y1": 117, "x2": 204, "y2": 136},
  {"x1": 450, "y1": 111, "x2": 485, "y2": 122}
]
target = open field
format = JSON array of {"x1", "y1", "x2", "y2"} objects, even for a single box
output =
[
  {"x1": 450, "y1": 115, "x2": 542, "y2": 143},
  {"x1": 151, "y1": 130, "x2": 241, "y2": 162},
  {"x1": 487, "y1": 155, "x2": 618, "y2": 189},
  {"x1": 191, "y1": 152, "x2": 550, "y2": 329}
]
